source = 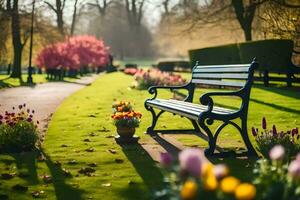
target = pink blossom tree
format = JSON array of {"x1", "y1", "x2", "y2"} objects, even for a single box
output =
[{"x1": 35, "y1": 35, "x2": 109, "y2": 78}]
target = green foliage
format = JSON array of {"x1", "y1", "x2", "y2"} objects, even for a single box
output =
[
  {"x1": 189, "y1": 44, "x2": 241, "y2": 66},
  {"x1": 189, "y1": 39, "x2": 296, "y2": 73},
  {"x1": 239, "y1": 39, "x2": 295, "y2": 73},
  {"x1": 255, "y1": 133, "x2": 299, "y2": 158},
  {"x1": 0, "y1": 121, "x2": 38, "y2": 152},
  {"x1": 253, "y1": 159, "x2": 300, "y2": 200},
  {"x1": 157, "y1": 61, "x2": 190, "y2": 72}
]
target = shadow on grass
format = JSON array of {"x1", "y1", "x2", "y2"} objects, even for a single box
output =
[
  {"x1": 0, "y1": 77, "x2": 37, "y2": 89},
  {"x1": 0, "y1": 149, "x2": 84, "y2": 200},
  {"x1": 117, "y1": 143, "x2": 164, "y2": 199},
  {"x1": 254, "y1": 84, "x2": 300, "y2": 100},
  {"x1": 250, "y1": 98, "x2": 300, "y2": 115},
  {"x1": 208, "y1": 156, "x2": 258, "y2": 182}
]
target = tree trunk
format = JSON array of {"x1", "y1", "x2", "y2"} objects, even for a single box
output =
[
  {"x1": 56, "y1": 0, "x2": 64, "y2": 35},
  {"x1": 70, "y1": 0, "x2": 79, "y2": 36},
  {"x1": 10, "y1": 0, "x2": 23, "y2": 78},
  {"x1": 243, "y1": 23, "x2": 252, "y2": 41}
]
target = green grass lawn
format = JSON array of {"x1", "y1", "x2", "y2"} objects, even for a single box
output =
[{"x1": 0, "y1": 72, "x2": 299, "y2": 199}]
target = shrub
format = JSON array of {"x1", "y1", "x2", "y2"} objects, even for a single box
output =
[
  {"x1": 0, "y1": 105, "x2": 39, "y2": 152},
  {"x1": 157, "y1": 61, "x2": 190, "y2": 72},
  {"x1": 189, "y1": 43, "x2": 241, "y2": 67},
  {"x1": 252, "y1": 117, "x2": 299, "y2": 158},
  {"x1": 124, "y1": 68, "x2": 139, "y2": 75},
  {"x1": 35, "y1": 35, "x2": 110, "y2": 73},
  {"x1": 239, "y1": 39, "x2": 295, "y2": 73},
  {"x1": 133, "y1": 69, "x2": 186, "y2": 90}
]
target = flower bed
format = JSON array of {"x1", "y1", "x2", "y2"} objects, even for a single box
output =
[
  {"x1": 157, "y1": 146, "x2": 300, "y2": 200},
  {"x1": 252, "y1": 117, "x2": 299, "y2": 157},
  {"x1": 131, "y1": 68, "x2": 186, "y2": 90},
  {"x1": 0, "y1": 105, "x2": 39, "y2": 152}
]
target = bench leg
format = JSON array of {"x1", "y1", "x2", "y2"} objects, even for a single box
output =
[
  {"x1": 198, "y1": 120, "x2": 216, "y2": 156},
  {"x1": 241, "y1": 119, "x2": 257, "y2": 157},
  {"x1": 145, "y1": 106, "x2": 165, "y2": 135}
]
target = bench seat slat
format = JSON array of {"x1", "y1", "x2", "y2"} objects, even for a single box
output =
[
  {"x1": 193, "y1": 67, "x2": 249, "y2": 73},
  {"x1": 192, "y1": 73, "x2": 248, "y2": 80},
  {"x1": 146, "y1": 99, "x2": 236, "y2": 120},
  {"x1": 167, "y1": 99, "x2": 236, "y2": 113},
  {"x1": 194, "y1": 64, "x2": 250, "y2": 69},
  {"x1": 191, "y1": 79, "x2": 245, "y2": 87}
]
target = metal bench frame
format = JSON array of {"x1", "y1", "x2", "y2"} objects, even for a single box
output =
[{"x1": 144, "y1": 59, "x2": 258, "y2": 156}]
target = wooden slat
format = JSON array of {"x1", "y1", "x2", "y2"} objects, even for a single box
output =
[
  {"x1": 193, "y1": 67, "x2": 249, "y2": 73},
  {"x1": 194, "y1": 64, "x2": 250, "y2": 69},
  {"x1": 192, "y1": 73, "x2": 248, "y2": 80},
  {"x1": 191, "y1": 79, "x2": 245, "y2": 87},
  {"x1": 167, "y1": 99, "x2": 236, "y2": 113},
  {"x1": 146, "y1": 101, "x2": 199, "y2": 120}
]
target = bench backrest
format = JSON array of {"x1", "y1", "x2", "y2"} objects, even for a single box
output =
[{"x1": 191, "y1": 61, "x2": 258, "y2": 89}]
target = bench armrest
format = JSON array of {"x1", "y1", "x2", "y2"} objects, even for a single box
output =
[
  {"x1": 148, "y1": 82, "x2": 193, "y2": 100},
  {"x1": 199, "y1": 90, "x2": 243, "y2": 113}
]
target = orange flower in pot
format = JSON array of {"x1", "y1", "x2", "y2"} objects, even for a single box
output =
[{"x1": 111, "y1": 111, "x2": 142, "y2": 138}]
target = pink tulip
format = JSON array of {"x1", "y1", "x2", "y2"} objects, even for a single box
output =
[
  {"x1": 179, "y1": 148, "x2": 203, "y2": 177},
  {"x1": 160, "y1": 152, "x2": 173, "y2": 168},
  {"x1": 269, "y1": 145, "x2": 285, "y2": 161},
  {"x1": 288, "y1": 158, "x2": 300, "y2": 180}
]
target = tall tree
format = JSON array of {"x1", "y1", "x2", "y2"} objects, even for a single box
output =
[
  {"x1": 124, "y1": 0, "x2": 145, "y2": 28},
  {"x1": 10, "y1": 0, "x2": 25, "y2": 78},
  {"x1": 175, "y1": 0, "x2": 300, "y2": 41},
  {"x1": 70, "y1": 0, "x2": 79, "y2": 36},
  {"x1": 45, "y1": 0, "x2": 66, "y2": 35},
  {"x1": 88, "y1": 0, "x2": 113, "y2": 17}
]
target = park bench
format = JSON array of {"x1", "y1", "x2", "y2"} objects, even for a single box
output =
[{"x1": 144, "y1": 59, "x2": 258, "y2": 156}]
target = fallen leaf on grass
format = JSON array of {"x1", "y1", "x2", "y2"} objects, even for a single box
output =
[
  {"x1": 98, "y1": 127, "x2": 110, "y2": 132},
  {"x1": 62, "y1": 168, "x2": 72, "y2": 177},
  {"x1": 12, "y1": 184, "x2": 28, "y2": 191},
  {"x1": 105, "y1": 135, "x2": 114, "y2": 138},
  {"x1": 85, "y1": 148, "x2": 95, "y2": 152},
  {"x1": 108, "y1": 149, "x2": 117, "y2": 154},
  {"x1": 68, "y1": 160, "x2": 78, "y2": 165},
  {"x1": 42, "y1": 175, "x2": 52, "y2": 184},
  {"x1": 61, "y1": 144, "x2": 68, "y2": 147},
  {"x1": 87, "y1": 163, "x2": 97, "y2": 167},
  {"x1": 78, "y1": 168, "x2": 96, "y2": 176},
  {"x1": 88, "y1": 132, "x2": 98, "y2": 137},
  {"x1": 54, "y1": 161, "x2": 61, "y2": 166},
  {"x1": 115, "y1": 159, "x2": 124, "y2": 163},
  {"x1": 1, "y1": 173, "x2": 15, "y2": 180},
  {"x1": 83, "y1": 138, "x2": 91, "y2": 142},
  {"x1": 101, "y1": 183, "x2": 111, "y2": 187},
  {"x1": 37, "y1": 154, "x2": 46, "y2": 162},
  {"x1": 31, "y1": 190, "x2": 45, "y2": 198}
]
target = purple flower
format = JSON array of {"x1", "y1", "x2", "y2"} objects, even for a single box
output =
[
  {"x1": 18, "y1": 105, "x2": 23, "y2": 109},
  {"x1": 292, "y1": 128, "x2": 298, "y2": 137},
  {"x1": 262, "y1": 117, "x2": 267, "y2": 130},
  {"x1": 272, "y1": 125, "x2": 277, "y2": 136},
  {"x1": 160, "y1": 152, "x2": 173, "y2": 168},
  {"x1": 251, "y1": 127, "x2": 257, "y2": 137},
  {"x1": 269, "y1": 145, "x2": 285, "y2": 161},
  {"x1": 288, "y1": 158, "x2": 300, "y2": 180},
  {"x1": 27, "y1": 118, "x2": 32, "y2": 122},
  {"x1": 0, "y1": 115, "x2": 2, "y2": 120},
  {"x1": 179, "y1": 148, "x2": 203, "y2": 177}
]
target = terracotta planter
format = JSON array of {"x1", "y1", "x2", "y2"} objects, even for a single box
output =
[{"x1": 116, "y1": 127, "x2": 135, "y2": 138}]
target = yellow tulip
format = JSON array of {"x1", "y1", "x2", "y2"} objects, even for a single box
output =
[
  {"x1": 204, "y1": 174, "x2": 218, "y2": 191},
  {"x1": 235, "y1": 183, "x2": 256, "y2": 200},
  {"x1": 181, "y1": 180, "x2": 198, "y2": 200},
  {"x1": 202, "y1": 162, "x2": 214, "y2": 178},
  {"x1": 220, "y1": 176, "x2": 240, "y2": 194}
]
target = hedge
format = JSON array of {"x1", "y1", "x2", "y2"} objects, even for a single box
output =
[
  {"x1": 157, "y1": 61, "x2": 190, "y2": 72},
  {"x1": 189, "y1": 39, "x2": 298, "y2": 73}
]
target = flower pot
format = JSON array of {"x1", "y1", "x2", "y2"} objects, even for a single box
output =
[{"x1": 116, "y1": 127, "x2": 135, "y2": 138}]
